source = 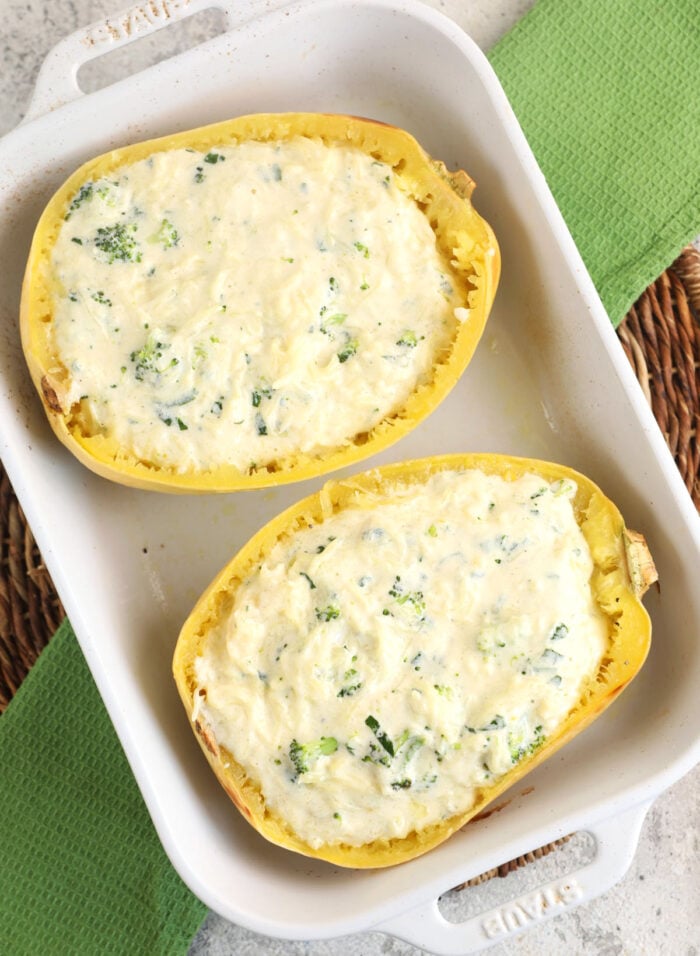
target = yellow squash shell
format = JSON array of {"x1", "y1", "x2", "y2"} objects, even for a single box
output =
[
  {"x1": 20, "y1": 113, "x2": 499, "y2": 492},
  {"x1": 173, "y1": 453, "x2": 656, "y2": 868}
]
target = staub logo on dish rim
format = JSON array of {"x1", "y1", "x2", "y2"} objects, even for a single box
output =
[
  {"x1": 480, "y1": 878, "x2": 584, "y2": 939},
  {"x1": 83, "y1": 0, "x2": 192, "y2": 47}
]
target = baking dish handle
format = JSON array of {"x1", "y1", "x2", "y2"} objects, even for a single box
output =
[
  {"x1": 22, "y1": 0, "x2": 269, "y2": 125},
  {"x1": 374, "y1": 799, "x2": 652, "y2": 955}
]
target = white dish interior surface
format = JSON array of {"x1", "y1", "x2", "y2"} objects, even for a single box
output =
[{"x1": 1, "y1": 0, "x2": 700, "y2": 941}]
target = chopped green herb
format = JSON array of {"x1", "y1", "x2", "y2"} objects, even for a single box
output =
[
  {"x1": 365, "y1": 715, "x2": 394, "y2": 756},
  {"x1": 315, "y1": 537, "x2": 335, "y2": 554},
  {"x1": 337, "y1": 682, "x2": 363, "y2": 698},
  {"x1": 299, "y1": 571, "x2": 316, "y2": 590},
  {"x1": 550, "y1": 623, "x2": 569, "y2": 640},
  {"x1": 466, "y1": 715, "x2": 506, "y2": 733},
  {"x1": 354, "y1": 241, "x2": 370, "y2": 258},
  {"x1": 204, "y1": 151, "x2": 225, "y2": 164}
]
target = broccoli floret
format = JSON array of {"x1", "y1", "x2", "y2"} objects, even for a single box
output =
[
  {"x1": 91, "y1": 290, "x2": 112, "y2": 307},
  {"x1": 65, "y1": 182, "x2": 94, "y2": 219},
  {"x1": 251, "y1": 385, "x2": 273, "y2": 407},
  {"x1": 94, "y1": 222, "x2": 142, "y2": 263},
  {"x1": 315, "y1": 605, "x2": 340, "y2": 622},
  {"x1": 289, "y1": 736, "x2": 338, "y2": 779},
  {"x1": 150, "y1": 218, "x2": 180, "y2": 249},
  {"x1": 508, "y1": 724, "x2": 546, "y2": 764},
  {"x1": 390, "y1": 778, "x2": 412, "y2": 790},
  {"x1": 396, "y1": 330, "x2": 419, "y2": 348},
  {"x1": 319, "y1": 313, "x2": 347, "y2": 335},
  {"x1": 388, "y1": 576, "x2": 425, "y2": 617},
  {"x1": 337, "y1": 338, "x2": 358, "y2": 363},
  {"x1": 130, "y1": 337, "x2": 177, "y2": 381},
  {"x1": 550, "y1": 623, "x2": 569, "y2": 641}
]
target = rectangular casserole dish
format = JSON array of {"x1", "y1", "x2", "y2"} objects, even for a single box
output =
[{"x1": 1, "y1": 1, "x2": 699, "y2": 951}]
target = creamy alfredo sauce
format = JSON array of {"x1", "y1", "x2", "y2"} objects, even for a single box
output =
[
  {"x1": 49, "y1": 138, "x2": 466, "y2": 472},
  {"x1": 193, "y1": 470, "x2": 608, "y2": 849}
]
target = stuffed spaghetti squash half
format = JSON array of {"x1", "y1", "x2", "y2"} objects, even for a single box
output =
[
  {"x1": 173, "y1": 453, "x2": 656, "y2": 868},
  {"x1": 20, "y1": 113, "x2": 499, "y2": 492}
]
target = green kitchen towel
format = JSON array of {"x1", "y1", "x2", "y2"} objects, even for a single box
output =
[
  {"x1": 2, "y1": 2, "x2": 700, "y2": 955},
  {"x1": 488, "y1": 0, "x2": 700, "y2": 325},
  {"x1": 0, "y1": 620, "x2": 207, "y2": 955}
]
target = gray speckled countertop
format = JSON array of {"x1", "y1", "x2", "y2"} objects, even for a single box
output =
[{"x1": 1, "y1": 2, "x2": 699, "y2": 953}]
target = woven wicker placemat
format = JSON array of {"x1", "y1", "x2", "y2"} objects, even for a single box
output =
[{"x1": 1, "y1": 245, "x2": 698, "y2": 885}]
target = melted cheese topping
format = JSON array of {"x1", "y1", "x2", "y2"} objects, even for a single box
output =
[
  {"x1": 48, "y1": 138, "x2": 465, "y2": 472},
  {"x1": 193, "y1": 470, "x2": 608, "y2": 849}
]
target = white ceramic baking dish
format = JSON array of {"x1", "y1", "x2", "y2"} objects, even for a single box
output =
[{"x1": 2, "y1": 1, "x2": 699, "y2": 952}]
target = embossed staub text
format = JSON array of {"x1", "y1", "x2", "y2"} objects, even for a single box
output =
[{"x1": 480, "y1": 878, "x2": 584, "y2": 939}]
